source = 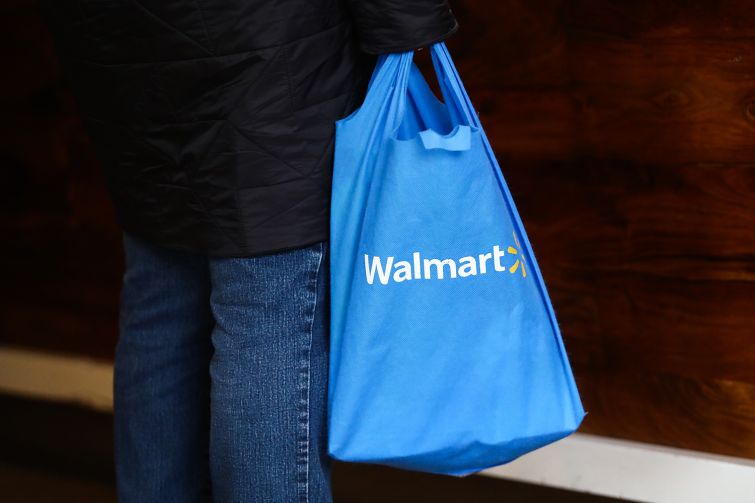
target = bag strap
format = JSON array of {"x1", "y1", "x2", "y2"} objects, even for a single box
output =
[
  {"x1": 344, "y1": 43, "x2": 477, "y2": 144},
  {"x1": 429, "y1": 42, "x2": 479, "y2": 128},
  {"x1": 340, "y1": 51, "x2": 414, "y2": 127}
]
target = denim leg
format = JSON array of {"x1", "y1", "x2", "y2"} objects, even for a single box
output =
[
  {"x1": 114, "y1": 231, "x2": 214, "y2": 503},
  {"x1": 208, "y1": 240, "x2": 332, "y2": 503}
]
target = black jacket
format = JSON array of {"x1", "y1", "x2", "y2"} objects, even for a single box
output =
[{"x1": 41, "y1": 0, "x2": 458, "y2": 257}]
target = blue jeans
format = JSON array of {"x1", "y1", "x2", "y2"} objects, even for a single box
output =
[{"x1": 114, "y1": 231, "x2": 333, "y2": 502}]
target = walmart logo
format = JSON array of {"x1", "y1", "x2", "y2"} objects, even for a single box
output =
[{"x1": 364, "y1": 231, "x2": 527, "y2": 285}]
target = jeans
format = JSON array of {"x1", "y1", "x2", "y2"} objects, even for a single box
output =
[{"x1": 114, "y1": 231, "x2": 332, "y2": 503}]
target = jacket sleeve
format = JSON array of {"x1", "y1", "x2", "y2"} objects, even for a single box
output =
[{"x1": 345, "y1": 0, "x2": 459, "y2": 54}]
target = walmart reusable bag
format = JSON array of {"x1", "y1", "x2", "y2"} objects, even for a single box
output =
[{"x1": 328, "y1": 43, "x2": 586, "y2": 476}]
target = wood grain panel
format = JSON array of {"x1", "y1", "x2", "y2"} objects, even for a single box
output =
[
  {"x1": 0, "y1": 2, "x2": 122, "y2": 358},
  {"x1": 504, "y1": 159, "x2": 755, "y2": 380},
  {"x1": 449, "y1": 1, "x2": 755, "y2": 163},
  {"x1": 562, "y1": 1, "x2": 755, "y2": 40},
  {"x1": 573, "y1": 368, "x2": 755, "y2": 459},
  {"x1": 444, "y1": 0, "x2": 755, "y2": 459},
  {"x1": 456, "y1": 41, "x2": 755, "y2": 163}
]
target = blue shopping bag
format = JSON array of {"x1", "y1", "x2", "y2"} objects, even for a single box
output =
[{"x1": 328, "y1": 43, "x2": 586, "y2": 476}]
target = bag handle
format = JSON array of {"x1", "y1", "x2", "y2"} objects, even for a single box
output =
[
  {"x1": 338, "y1": 51, "x2": 414, "y2": 127},
  {"x1": 390, "y1": 43, "x2": 478, "y2": 151},
  {"x1": 342, "y1": 43, "x2": 478, "y2": 152},
  {"x1": 429, "y1": 43, "x2": 479, "y2": 129}
]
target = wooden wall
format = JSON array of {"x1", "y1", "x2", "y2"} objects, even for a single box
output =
[
  {"x1": 2, "y1": 0, "x2": 754, "y2": 461},
  {"x1": 446, "y1": 0, "x2": 755, "y2": 460},
  {"x1": 1, "y1": 0, "x2": 123, "y2": 360}
]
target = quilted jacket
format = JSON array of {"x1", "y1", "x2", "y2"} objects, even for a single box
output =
[{"x1": 41, "y1": 0, "x2": 458, "y2": 257}]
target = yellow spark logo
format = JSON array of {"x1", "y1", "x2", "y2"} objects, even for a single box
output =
[{"x1": 507, "y1": 231, "x2": 527, "y2": 278}]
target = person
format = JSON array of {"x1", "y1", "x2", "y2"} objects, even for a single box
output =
[{"x1": 39, "y1": 1, "x2": 458, "y2": 501}]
